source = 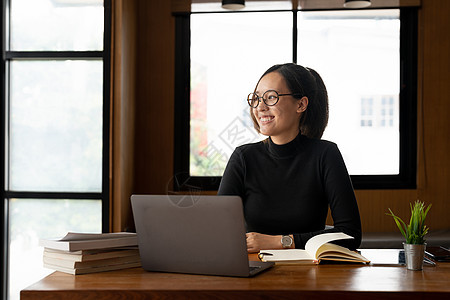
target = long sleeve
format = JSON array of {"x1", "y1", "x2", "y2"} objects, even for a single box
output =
[
  {"x1": 218, "y1": 149, "x2": 245, "y2": 198},
  {"x1": 295, "y1": 144, "x2": 362, "y2": 250},
  {"x1": 218, "y1": 135, "x2": 362, "y2": 251}
]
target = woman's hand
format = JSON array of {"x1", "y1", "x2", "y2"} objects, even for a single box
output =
[{"x1": 246, "y1": 232, "x2": 294, "y2": 253}]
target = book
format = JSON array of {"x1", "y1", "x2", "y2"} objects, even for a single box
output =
[
  {"x1": 258, "y1": 232, "x2": 370, "y2": 264},
  {"x1": 39, "y1": 232, "x2": 138, "y2": 251},
  {"x1": 43, "y1": 247, "x2": 139, "y2": 262},
  {"x1": 425, "y1": 246, "x2": 450, "y2": 262},
  {"x1": 43, "y1": 253, "x2": 141, "y2": 269},
  {"x1": 43, "y1": 261, "x2": 142, "y2": 275}
]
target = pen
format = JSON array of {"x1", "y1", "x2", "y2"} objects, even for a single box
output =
[
  {"x1": 423, "y1": 256, "x2": 436, "y2": 266},
  {"x1": 258, "y1": 252, "x2": 273, "y2": 261}
]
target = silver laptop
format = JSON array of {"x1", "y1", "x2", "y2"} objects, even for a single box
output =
[{"x1": 131, "y1": 194, "x2": 274, "y2": 277}]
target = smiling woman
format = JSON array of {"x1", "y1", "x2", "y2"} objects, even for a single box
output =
[
  {"x1": 218, "y1": 63, "x2": 362, "y2": 253},
  {"x1": 249, "y1": 64, "x2": 328, "y2": 143},
  {"x1": 250, "y1": 73, "x2": 307, "y2": 145}
]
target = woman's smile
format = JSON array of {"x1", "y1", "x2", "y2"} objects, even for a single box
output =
[
  {"x1": 253, "y1": 72, "x2": 304, "y2": 144},
  {"x1": 259, "y1": 115, "x2": 275, "y2": 124}
]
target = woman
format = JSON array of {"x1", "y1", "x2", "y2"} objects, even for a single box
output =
[{"x1": 218, "y1": 63, "x2": 361, "y2": 253}]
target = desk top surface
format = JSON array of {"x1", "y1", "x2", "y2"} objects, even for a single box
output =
[{"x1": 21, "y1": 256, "x2": 450, "y2": 300}]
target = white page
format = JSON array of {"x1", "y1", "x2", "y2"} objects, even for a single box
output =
[{"x1": 305, "y1": 232, "x2": 353, "y2": 258}]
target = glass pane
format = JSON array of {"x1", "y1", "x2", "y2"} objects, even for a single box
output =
[
  {"x1": 190, "y1": 12, "x2": 292, "y2": 176},
  {"x1": 10, "y1": 60, "x2": 103, "y2": 192},
  {"x1": 10, "y1": 0, "x2": 104, "y2": 51},
  {"x1": 297, "y1": 10, "x2": 400, "y2": 175},
  {"x1": 8, "y1": 198, "x2": 102, "y2": 300}
]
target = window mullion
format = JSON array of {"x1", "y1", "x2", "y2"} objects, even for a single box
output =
[
  {"x1": 293, "y1": 10, "x2": 297, "y2": 64},
  {"x1": 5, "y1": 51, "x2": 103, "y2": 60}
]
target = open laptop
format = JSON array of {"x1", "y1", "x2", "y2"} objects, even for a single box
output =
[{"x1": 131, "y1": 194, "x2": 274, "y2": 277}]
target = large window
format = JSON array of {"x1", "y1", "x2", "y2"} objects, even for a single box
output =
[
  {"x1": 1, "y1": 1, "x2": 111, "y2": 299},
  {"x1": 174, "y1": 6, "x2": 417, "y2": 190},
  {"x1": 190, "y1": 11, "x2": 292, "y2": 176},
  {"x1": 297, "y1": 10, "x2": 401, "y2": 176}
]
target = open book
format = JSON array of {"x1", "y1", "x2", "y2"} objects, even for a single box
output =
[{"x1": 258, "y1": 232, "x2": 369, "y2": 264}]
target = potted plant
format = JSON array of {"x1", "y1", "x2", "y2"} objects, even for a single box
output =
[{"x1": 386, "y1": 200, "x2": 432, "y2": 270}]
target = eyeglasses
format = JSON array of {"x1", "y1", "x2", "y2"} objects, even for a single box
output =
[{"x1": 247, "y1": 90, "x2": 302, "y2": 108}]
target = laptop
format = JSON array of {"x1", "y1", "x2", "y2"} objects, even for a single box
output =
[{"x1": 131, "y1": 194, "x2": 274, "y2": 277}]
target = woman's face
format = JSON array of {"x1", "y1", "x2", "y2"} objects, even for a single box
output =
[{"x1": 252, "y1": 71, "x2": 307, "y2": 144}]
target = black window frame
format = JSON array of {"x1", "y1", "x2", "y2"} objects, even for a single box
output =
[
  {"x1": 0, "y1": 1, "x2": 111, "y2": 299},
  {"x1": 174, "y1": 7, "x2": 417, "y2": 191}
]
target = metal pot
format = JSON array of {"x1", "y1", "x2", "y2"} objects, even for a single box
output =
[{"x1": 403, "y1": 243, "x2": 426, "y2": 270}]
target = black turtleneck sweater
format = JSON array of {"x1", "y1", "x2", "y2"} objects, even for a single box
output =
[{"x1": 217, "y1": 134, "x2": 362, "y2": 250}]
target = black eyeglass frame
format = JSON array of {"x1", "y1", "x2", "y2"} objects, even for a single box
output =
[{"x1": 247, "y1": 90, "x2": 303, "y2": 108}]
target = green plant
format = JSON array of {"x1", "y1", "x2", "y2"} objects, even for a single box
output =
[{"x1": 386, "y1": 200, "x2": 432, "y2": 244}]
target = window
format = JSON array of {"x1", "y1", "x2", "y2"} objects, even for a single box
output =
[
  {"x1": 174, "y1": 7, "x2": 417, "y2": 190},
  {"x1": 189, "y1": 11, "x2": 292, "y2": 176},
  {"x1": 361, "y1": 97, "x2": 374, "y2": 127},
  {"x1": 1, "y1": 1, "x2": 111, "y2": 299},
  {"x1": 380, "y1": 96, "x2": 395, "y2": 127},
  {"x1": 360, "y1": 95, "x2": 397, "y2": 128}
]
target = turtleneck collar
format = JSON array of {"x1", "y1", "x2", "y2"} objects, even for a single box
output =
[{"x1": 266, "y1": 133, "x2": 305, "y2": 158}]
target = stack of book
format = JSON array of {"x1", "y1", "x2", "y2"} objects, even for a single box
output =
[{"x1": 39, "y1": 232, "x2": 141, "y2": 275}]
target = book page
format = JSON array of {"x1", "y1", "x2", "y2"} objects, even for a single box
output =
[
  {"x1": 316, "y1": 243, "x2": 369, "y2": 262},
  {"x1": 305, "y1": 232, "x2": 353, "y2": 259}
]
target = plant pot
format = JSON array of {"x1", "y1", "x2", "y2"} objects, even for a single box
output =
[{"x1": 403, "y1": 243, "x2": 426, "y2": 270}]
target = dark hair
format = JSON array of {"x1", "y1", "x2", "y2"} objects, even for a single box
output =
[{"x1": 250, "y1": 63, "x2": 329, "y2": 139}]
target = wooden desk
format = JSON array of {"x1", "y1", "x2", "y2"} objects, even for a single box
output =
[{"x1": 21, "y1": 258, "x2": 450, "y2": 300}]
